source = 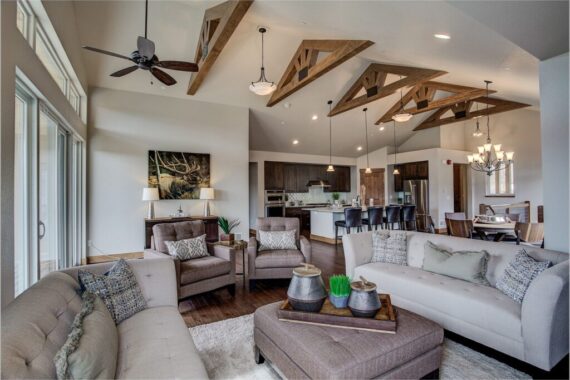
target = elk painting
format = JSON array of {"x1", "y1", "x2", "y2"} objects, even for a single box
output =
[{"x1": 148, "y1": 150, "x2": 210, "y2": 199}]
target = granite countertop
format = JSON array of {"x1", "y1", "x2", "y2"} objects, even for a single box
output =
[{"x1": 304, "y1": 206, "x2": 369, "y2": 213}]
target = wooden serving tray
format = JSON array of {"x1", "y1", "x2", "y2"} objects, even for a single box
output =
[{"x1": 278, "y1": 294, "x2": 397, "y2": 333}]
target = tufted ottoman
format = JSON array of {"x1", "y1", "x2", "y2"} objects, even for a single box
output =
[{"x1": 254, "y1": 301, "x2": 443, "y2": 379}]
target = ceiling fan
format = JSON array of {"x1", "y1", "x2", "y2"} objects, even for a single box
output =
[{"x1": 82, "y1": 0, "x2": 198, "y2": 86}]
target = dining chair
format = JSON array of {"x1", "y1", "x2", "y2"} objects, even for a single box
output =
[
  {"x1": 505, "y1": 213, "x2": 520, "y2": 222},
  {"x1": 515, "y1": 222, "x2": 544, "y2": 246},
  {"x1": 384, "y1": 205, "x2": 401, "y2": 230},
  {"x1": 444, "y1": 212, "x2": 467, "y2": 235},
  {"x1": 400, "y1": 205, "x2": 417, "y2": 231},
  {"x1": 363, "y1": 206, "x2": 384, "y2": 231},
  {"x1": 448, "y1": 219, "x2": 474, "y2": 239},
  {"x1": 335, "y1": 207, "x2": 363, "y2": 245}
]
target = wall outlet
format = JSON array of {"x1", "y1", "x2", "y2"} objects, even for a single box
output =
[{"x1": 87, "y1": 240, "x2": 93, "y2": 247}]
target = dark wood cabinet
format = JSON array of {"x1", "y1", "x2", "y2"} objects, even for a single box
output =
[
  {"x1": 264, "y1": 161, "x2": 284, "y2": 190},
  {"x1": 264, "y1": 161, "x2": 352, "y2": 193},
  {"x1": 336, "y1": 166, "x2": 351, "y2": 192},
  {"x1": 393, "y1": 161, "x2": 428, "y2": 192},
  {"x1": 145, "y1": 216, "x2": 218, "y2": 248},
  {"x1": 283, "y1": 164, "x2": 297, "y2": 192},
  {"x1": 394, "y1": 165, "x2": 404, "y2": 192},
  {"x1": 416, "y1": 161, "x2": 429, "y2": 179},
  {"x1": 295, "y1": 164, "x2": 310, "y2": 192}
]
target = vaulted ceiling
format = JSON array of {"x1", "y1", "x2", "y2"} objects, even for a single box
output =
[{"x1": 74, "y1": 0, "x2": 559, "y2": 157}]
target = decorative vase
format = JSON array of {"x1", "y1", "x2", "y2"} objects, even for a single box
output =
[
  {"x1": 329, "y1": 294, "x2": 349, "y2": 309},
  {"x1": 348, "y1": 276, "x2": 381, "y2": 318},
  {"x1": 287, "y1": 264, "x2": 327, "y2": 312},
  {"x1": 220, "y1": 233, "x2": 235, "y2": 244}
]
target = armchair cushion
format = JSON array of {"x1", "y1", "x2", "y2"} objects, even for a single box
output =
[
  {"x1": 165, "y1": 234, "x2": 209, "y2": 260},
  {"x1": 258, "y1": 230, "x2": 297, "y2": 251},
  {"x1": 180, "y1": 256, "x2": 232, "y2": 285},
  {"x1": 255, "y1": 250, "x2": 304, "y2": 269}
]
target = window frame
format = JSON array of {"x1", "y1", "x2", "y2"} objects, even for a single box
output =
[{"x1": 485, "y1": 162, "x2": 515, "y2": 197}]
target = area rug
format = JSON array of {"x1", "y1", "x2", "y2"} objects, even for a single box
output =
[{"x1": 189, "y1": 314, "x2": 530, "y2": 380}]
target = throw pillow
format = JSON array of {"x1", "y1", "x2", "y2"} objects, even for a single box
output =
[
  {"x1": 370, "y1": 230, "x2": 408, "y2": 265},
  {"x1": 54, "y1": 292, "x2": 118, "y2": 380},
  {"x1": 422, "y1": 241, "x2": 490, "y2": 285},
  {"x1": 258, "y1": 230, "x2": 297, "y2": 251},
  {"x1": 164, "y1": 234, "x2": 209, "y2": 260},
  {"x1": 496, "y1": 250, "x2": 551, "y2": 303},
  {"x1": 78, "y1": 259, "x2": 147, "y2": 324}
]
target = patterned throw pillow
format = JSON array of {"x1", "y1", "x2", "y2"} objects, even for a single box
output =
[
  {"x1": 496, "y1": 250, "x2": 551, "y2": 303},
  {"x1": 370, "y1": 230, "x2": 408, "y2": 265},
  {"x1": 79, "y1": 259, "x2": 147, "y2": 324},
  {"x1": 164, "y1": 234, "x2": 209, "y2": 260},
  {"x1": 258, "y1": 230, "x2": 297, "y2": 251}
]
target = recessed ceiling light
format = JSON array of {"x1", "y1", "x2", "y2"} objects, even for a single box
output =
[
  {"x1": 311, "y1": 115, "x2": 318, "y2": 120},
  {"x1": 292, "y1": 139, "x2": 299, "y2": 145},
  {"x1": 379, "y1": 126, "x2": 385, "y2": 131},
  {"x1": 357, "y1": 146, "x2": 363, "y2": 151},
  {"x1": 281, "y1": 121, "x2": 286, "y2": 125},
  {"x1": 283, "y1": 102, "x2": 292, "y2": 109},
  {"x1": 434, "y1": 34, "x2": 451, "y2": 40}
]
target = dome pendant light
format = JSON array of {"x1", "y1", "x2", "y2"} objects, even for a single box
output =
[
  {"x1": 249, "y1": 27, "x2": 276, "y2": 96},
  {"x1": 392, "y1": 120, "x2": 400, "y2": 175},
  {"x1": 363, "y1": 108, "x2": 372, "y2": 174},
  {"x1": 327, "y1": 100, "x2": 335, "y2": 172},
  {"x1": 392, "y1": 77, "x2": 413, "y2": 123}
]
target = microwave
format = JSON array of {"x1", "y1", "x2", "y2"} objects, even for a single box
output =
[{"x1": 265, "y1": 190, "x2": 286, "y2": 204}]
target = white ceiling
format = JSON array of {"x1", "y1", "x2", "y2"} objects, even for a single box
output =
[{"x1": 73, "y1": 0, "x2": 545, "y2": 157}]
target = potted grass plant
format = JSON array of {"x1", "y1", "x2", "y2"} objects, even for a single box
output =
[
  {"x1": 218, "y1": 217, "x2": 240, "y2": 244},
  {"x1": 329, "y1": 274, "x2": 351, "y2": 308}
]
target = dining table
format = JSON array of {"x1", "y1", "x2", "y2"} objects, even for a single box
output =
[{"x1": 473, "y1": 221, "x2": 517, "y2": 242}]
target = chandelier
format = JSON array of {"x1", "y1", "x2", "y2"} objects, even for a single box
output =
[
  {"x1": 249, "y1": 27, "x2": 276, "y2": 96},
  {"x1": 467, "y1": 80, "x2": 514, "y2": 176}
]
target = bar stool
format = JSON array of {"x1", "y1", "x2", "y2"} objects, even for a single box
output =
[
  {"x1": 400, "y1": 205, "x2": 417, "y2": 231},
  {"x1": 335, "y1": 207, "x2": 363, "y2": 245},
  {"x1": 384, "y1": 205, "x2": 401, "y2": 230},
  {"x1": 364, "y1": 206, "x2": 384, "y2": 231}
]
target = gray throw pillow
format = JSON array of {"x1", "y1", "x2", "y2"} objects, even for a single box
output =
[
  {"x1": 258, "y1": 230, "x2": 297, "y2": 251},
  {"x1": 54, "y1": 292, "x2": 118, "y2": 379},
  {"x1": 423, "y1": 241, "x2": 490, "y2": 285},
  {"x1": 496, "y1": 250, "x2": 551, "y2": 303},
  {"x1": 79, "y1": 259, "x2": 147, "y2": 324},
  {"x1": 370, "y1": 230, "x2": 408, "y2": 265},
  {"x1": 165, "y1": 234, "x2": 209, "y2": 260}
]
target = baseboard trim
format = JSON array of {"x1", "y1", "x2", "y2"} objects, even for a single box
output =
[
  {"x1": 435, "y1": 228, "x2": 447, "y2": 234},
  {"x1": 86, "y1": 252, "x2": 143, "y2": 264}
]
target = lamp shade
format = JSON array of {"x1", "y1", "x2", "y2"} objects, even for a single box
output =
[
  {"x1": 199, "y1": 187, "x2": 215, "y2": 200},
  {"x1": 142, "y1": 187, "x2": 159, "y2": 201}
]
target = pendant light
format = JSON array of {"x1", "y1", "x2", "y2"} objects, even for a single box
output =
[
  {"x1": 392, "y1": 77, "x2": 413, "y2": 123},
  {"x1": 472, "y1": 102, "x2": 483, "y2": 137},
  {"x1": 249, "y1": 27, "x2": 276, "y2": 96},
  {"x1": 363, "y1": 108, "x2": 372, "y2": 174},
  {"x1": 392, "y1": 120, "x2": 400, "y2": 175},
  {"x1": 327, "y1": 100, "x2": 335, "y2": 172}
]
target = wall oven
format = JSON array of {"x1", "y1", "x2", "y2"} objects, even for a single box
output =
[{"x1": 264, "y1": 190, "x2": 285, "y2": 217}]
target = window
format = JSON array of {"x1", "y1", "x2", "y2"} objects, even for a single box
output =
[
  {"x1": 486, "y1": 163, "x2": 515, "y2": 196},
  {"x1": 16, "y1": 0, "x2": 86, "y2": 121}
]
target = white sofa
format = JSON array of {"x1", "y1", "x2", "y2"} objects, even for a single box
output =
[
  {"x1": 1, "y1": 258, "x2": 209, "y2": 379},
  {"x1": 343, "y1": 231, "x2": 569, "y2": 371}
]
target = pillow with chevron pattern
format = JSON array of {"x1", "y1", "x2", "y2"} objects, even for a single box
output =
[{"x1": 164, "y1": 234, "x2": 209, "y2": 260}]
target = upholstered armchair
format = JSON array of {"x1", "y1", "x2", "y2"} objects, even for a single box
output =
[
  {"x1": 248, "y1": 217, "x2": 311, "y2": 288},
  {"x1": 144, "y1": 221, "x2": 236, "y2": 300}
]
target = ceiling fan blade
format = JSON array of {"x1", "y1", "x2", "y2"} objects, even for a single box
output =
[
  {"x1": 110, "y1": 66, "x2": 139, "y2": 77},
  {"x1": 156, "y1": 61, "x2": 199, "y2": 72},
  {"x1": 83, "y1": 46, "x2": 132, "y2": 61},
  {"x1": 151, "y1": 67, "x2": 177, "y2": 86},
  {"x1": 137, "y1": 36, "x2": 155, "y2": 60}
]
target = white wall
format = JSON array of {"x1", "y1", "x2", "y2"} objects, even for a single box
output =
[
  {"x1": 539, "y1": 53, "x2": 569, "y2": 252},
  {"x1": 463, "y1": 108, "x2": 543, "y2": 220},
  {"x1": 88, "y1": 87, "x2": 249, "y2": 256},
  {"x1": 398, "y1": 128, "x2": 441, "y2": 153}
]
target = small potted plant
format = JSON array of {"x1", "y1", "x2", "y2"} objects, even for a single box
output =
[
  {"x1": 218, "y1": 217, "x2": 240, "y2": 244},
  {"x1": 331, "y1": 192, "x2": 341, "y2": 208},
  {"x1": 329, "y1": 274, "x2": 351, "y2": 308}
]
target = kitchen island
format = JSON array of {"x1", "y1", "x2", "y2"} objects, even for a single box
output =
[{"x1": 304, "y1": 207, "x2": 368, "y2": 244}]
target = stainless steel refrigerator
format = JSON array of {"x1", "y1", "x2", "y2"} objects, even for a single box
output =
[{"x1": 404, "y1": 180, "x2": 430, "y2": 232}]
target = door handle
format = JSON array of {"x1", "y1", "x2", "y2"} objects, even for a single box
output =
[{"x1": 39, "y1": 221, "x2": 46, "y2": 239}]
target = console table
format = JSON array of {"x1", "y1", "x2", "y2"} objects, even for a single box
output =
[{"x1": 144, "y1": 216, "x2": 218, "y2": 249}]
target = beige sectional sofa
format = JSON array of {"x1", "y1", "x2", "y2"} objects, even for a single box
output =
[
  {"x1": 1, "y1": 258, "x2": 208, "y2": 379},
  {"x1": 343, "y1": 231, "x2": 569, "y2": 371}
]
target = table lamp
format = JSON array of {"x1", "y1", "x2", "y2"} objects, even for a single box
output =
[
  {"x1": 199, "y1": 187, "x2": 215, "y2": 216},
  {"x1": 142, "y1": 187, "x2": 159, "y2": 219}
]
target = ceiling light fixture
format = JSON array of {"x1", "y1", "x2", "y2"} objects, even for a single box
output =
[
  {"x1": 292, "y1": 139, "x2": 299, "y2": 145},
  {"x1": 357, "y1": 146, "x2": 363, "y2": 151},
  {"x1": 392, "y1": 120, "x2": 400, "y2": 175},
  {"x1": 467, "y1": 80, "x2": 514, "y2": 176},
  {"x1": 249, "y1": 27, "x2": 276, "y2": 96},
  {"x1": 363, "y1": 108, "x2": 372, "y2": 174},
  {"x1": 392, "y1": 76, "x2": 413, "y2": 123},
  {"x1": 472, "y1": 102, "x2": 483, "y2": 137},
  {"x1": 379, "y1": 126, "x2": 385, "y2": 131},
  {"x1": 434, "y1": 34, "x2": 451, "y2": 40},
  {"x1": 326, "y1": 100, "x2": 335, "y2": 172},
  {"x1": 312, "y1": 115, "x2": 318, "y2": 121}
]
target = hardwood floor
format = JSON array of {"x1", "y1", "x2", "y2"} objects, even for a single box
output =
[{"x1": 179, "y1": 240, "x2": 345, "y2": 327}]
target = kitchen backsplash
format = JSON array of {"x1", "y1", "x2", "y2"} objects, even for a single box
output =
[{"x1": 286, "y1": 187, "x2": 355, "y2": 204}]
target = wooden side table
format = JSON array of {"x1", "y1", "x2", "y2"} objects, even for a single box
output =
[{"x1": 213, "y1": 240, "x2": 248, "y2": 286}]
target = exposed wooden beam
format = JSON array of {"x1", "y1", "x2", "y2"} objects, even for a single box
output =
[
  {"x1": 328, "y1": 63, "x2": 446, "y2": 116},
  {"x1": 413, "y1": 97, "x2": 530, "y2": 131},
  {"x1": 187, "y1": 0, "x2": 253, "y2": 95},
  {"x1": 376, "y1": 81, "x2": 495, "y2": 124},
  {"x1": 266, "y1": 39, "x2": 374, "y2": 107}
]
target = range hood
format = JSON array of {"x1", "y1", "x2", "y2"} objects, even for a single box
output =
[{"x1": 306, "y1": 179, "x2": 331, "y2": 187}]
